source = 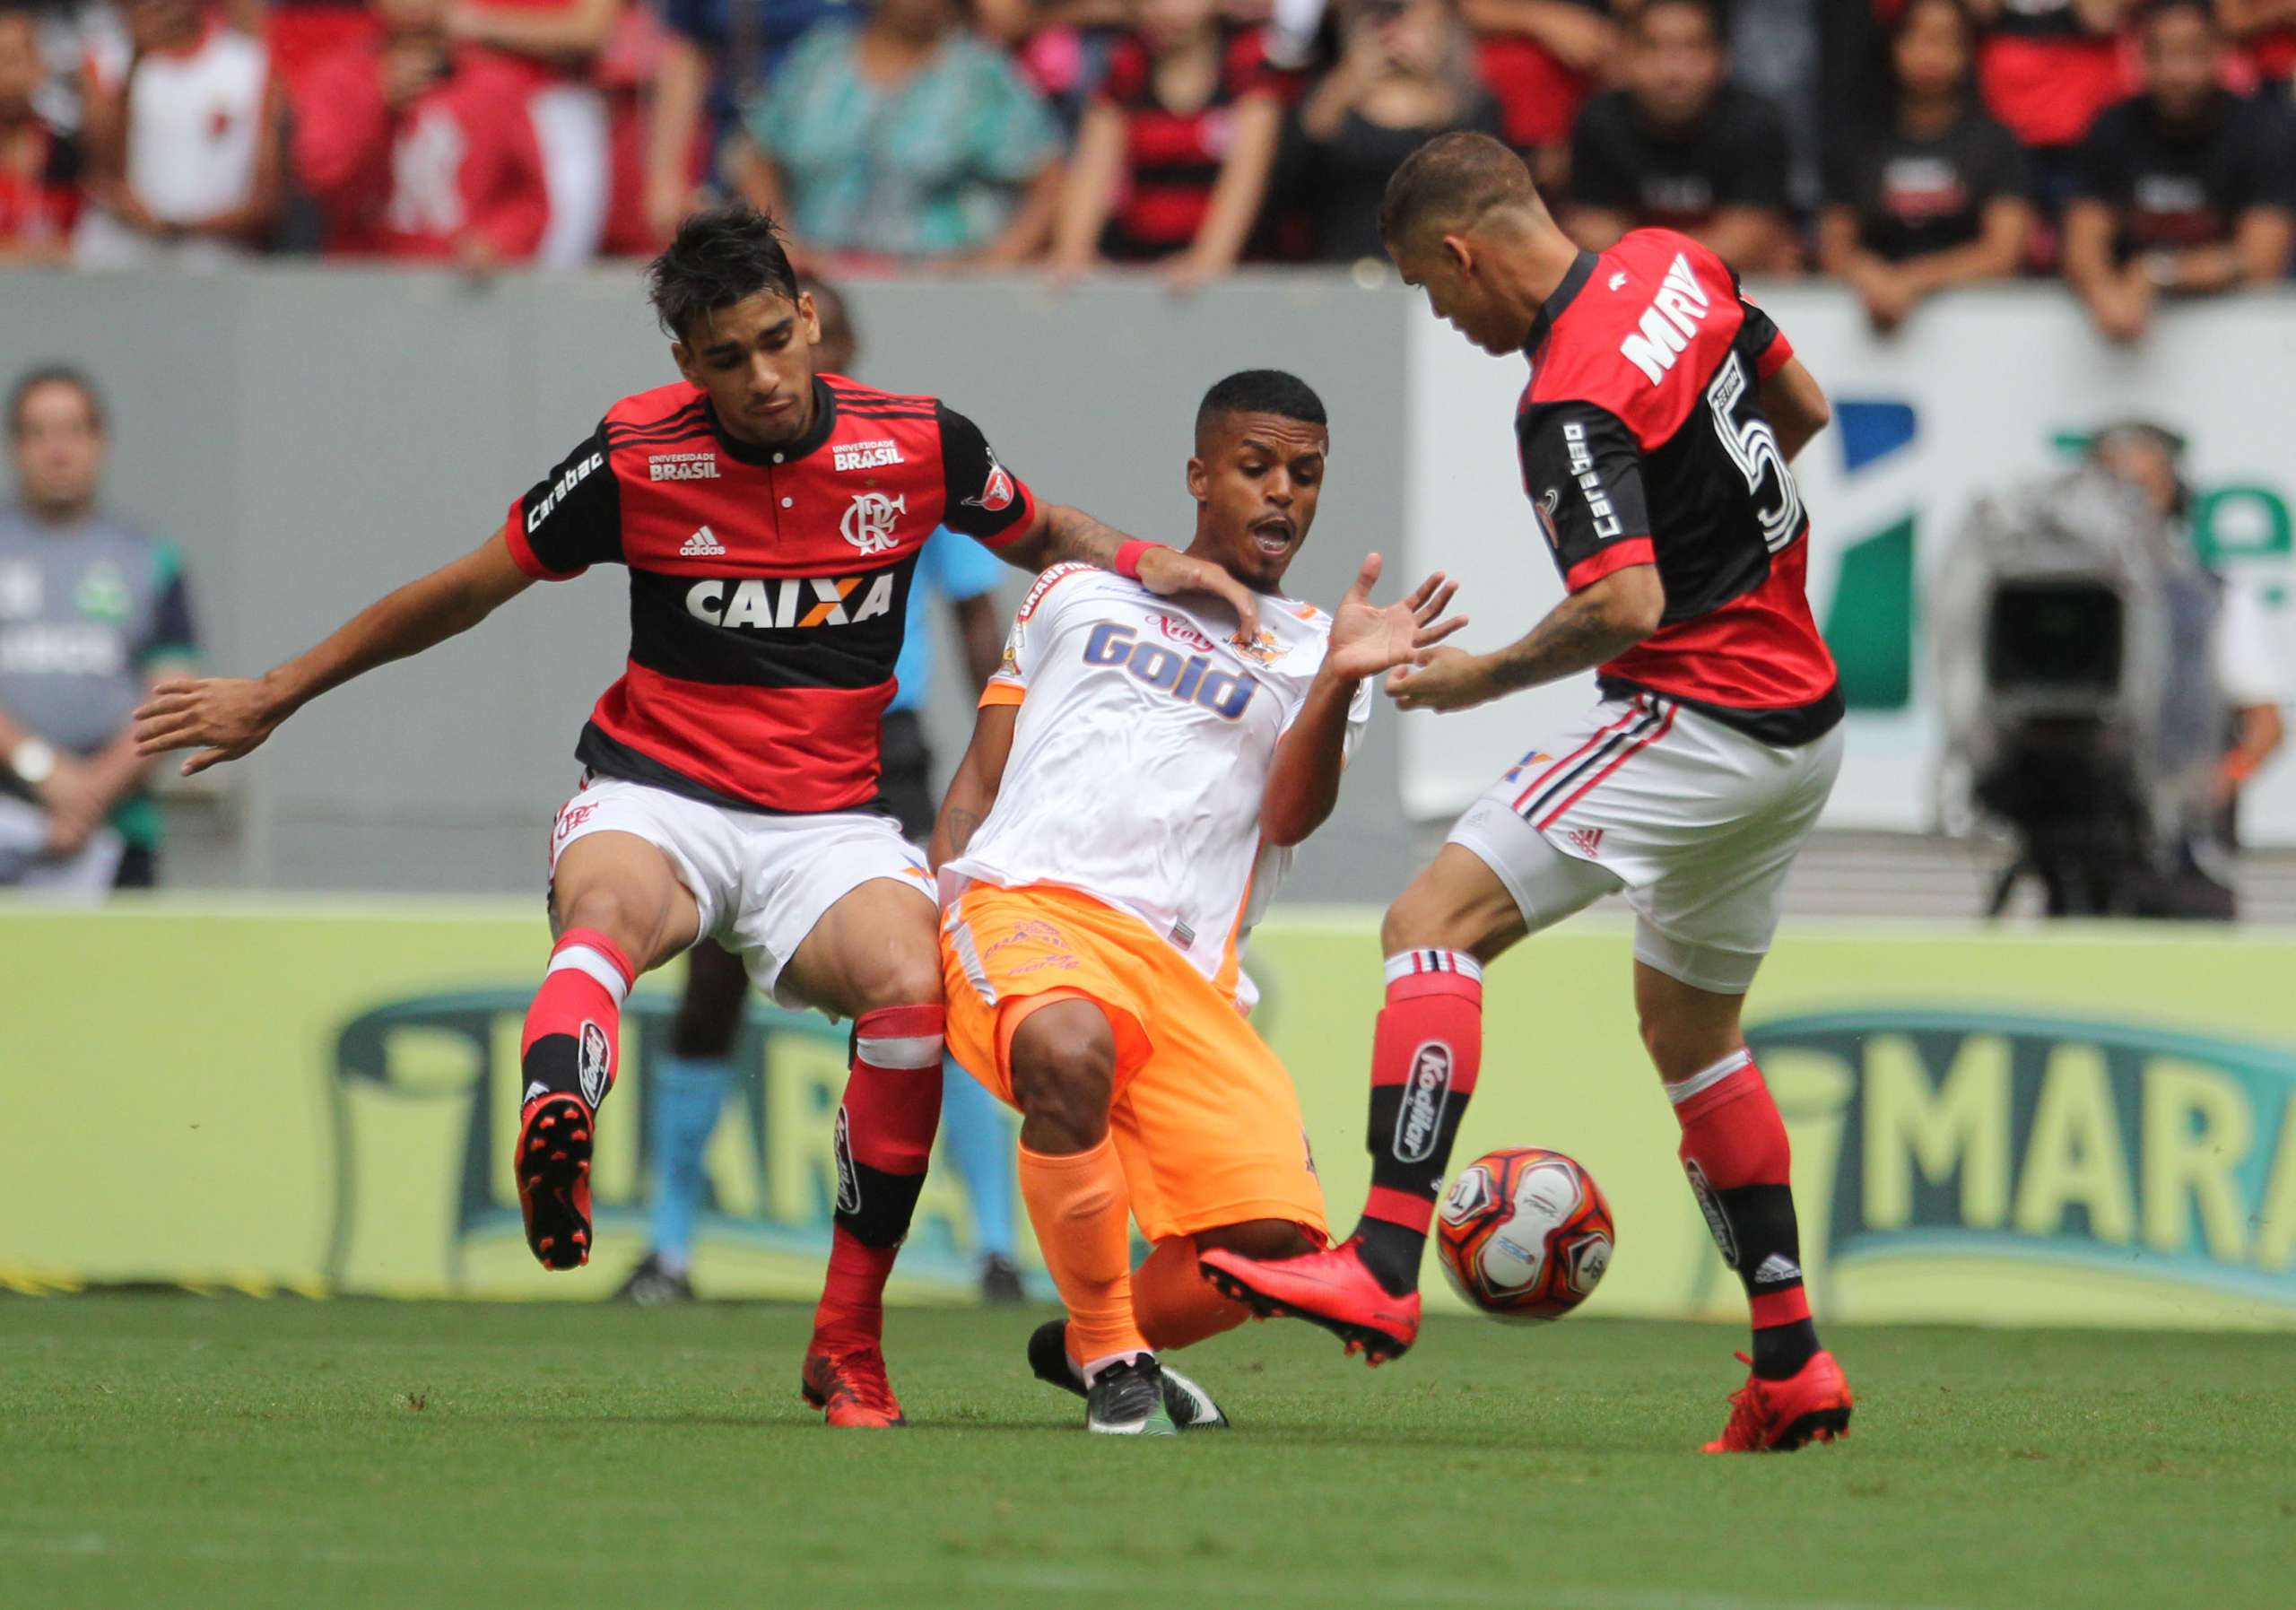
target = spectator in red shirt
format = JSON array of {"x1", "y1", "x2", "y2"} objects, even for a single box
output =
[
  {"x1": 1046, "y1": 0, "x2": 1287, "y2": 286},
  {"x1": 2219, "y1": 1, "x2": 2296, "y2": 96},
  {"x1": 1462, "y1": 0, "x2": 1614, "y2": 179},
  {"x1": 293, "y1": 0, "x2": 550, "y2": 265},
  {"x1": 0, "y1": 7, "x2": 77, "y2": 262},
  {"x1": 2064, "y1": 0, "x2": 2296, "y2": 340},
  {"x1": 444, "y1": 0, "x2": 620, "y2": 265},
  {"x1": 1819, "y1": 0, "x2": 2033, "y2": 331},
  {"x1": 1967, "y1": 0, "x2": 2136, "y2": 157}
]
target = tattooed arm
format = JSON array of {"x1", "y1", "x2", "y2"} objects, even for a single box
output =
[
  {"x1": 1386, "y1": 565, "x2": 1665, "y2": 714},
  {"x1": 995, "y1": 503, "x2": 1264, "y2": 644},
  {"x1": 929, "y1": 701, "x2": 1020, "y2": 874}
]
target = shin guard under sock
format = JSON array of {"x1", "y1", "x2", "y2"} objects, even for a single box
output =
[
  {"x1": 1356, "y1": 950, "x2": 1483, "y2": 1294},
  {"x1": 519, "y1": 929, "x2": 636, "y2": 1112},
  {"x1": 813, "y1": 1005, "x2": 944, "y2": 1347},
  {"x1": 1020, "y1": 1135, "x2": 1149, "y2": 1376},
  {"x1": 1669, "y1": 1049, "x2": 1819, "y2": 1379}
]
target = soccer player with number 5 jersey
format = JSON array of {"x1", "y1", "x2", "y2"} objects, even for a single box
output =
[{"x1": 1203, "y1": 133, "x2": 1857, "y2": 1452}]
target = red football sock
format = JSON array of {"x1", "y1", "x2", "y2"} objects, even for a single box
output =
[
  {"x1": 1361, "y1": 950, "x2": 1484, "y2": 1238},
  {"x1": 813, "y1": 1004, "x2": 944, "y2": 1350},
  {"x1": 1669, "y1": 1050, "x2": 1817, "y2": 1371},
  {"x1": 518, "y1": 928, "x2": 636, "y2": 1111}
]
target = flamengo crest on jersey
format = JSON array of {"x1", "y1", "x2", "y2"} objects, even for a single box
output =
[{"x1": 942, "y1": 569, "x2": 1373, "y2": 1005}]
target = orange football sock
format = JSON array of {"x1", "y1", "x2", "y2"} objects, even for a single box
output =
[
  {"x1": 1019, "y1": 1136, "x2": 1150, "y2": 1374},
  {"x1": 1132, "y1": 1236, "x2": 1249, "y2": 1353}
]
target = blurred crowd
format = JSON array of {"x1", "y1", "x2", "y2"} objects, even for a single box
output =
[{"x1": 0, "y1": 0, "x2": 2292, "y2": 335}]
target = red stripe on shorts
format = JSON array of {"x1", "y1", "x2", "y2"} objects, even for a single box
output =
[
  {"x1": 1509, "y1": 701, "x2": 1646, "y2": 812},
  {"x1": 1534, "y1": 701, "x2": 1677, "y2": 831}
]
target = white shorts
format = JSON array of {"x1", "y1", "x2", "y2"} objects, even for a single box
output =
[
  {"x1": 548, "y1": 775, "x2": 931, "y2": 1008},
  {"x1": 1447, "y1": 693, "x2": 1843, "y2": 995}
]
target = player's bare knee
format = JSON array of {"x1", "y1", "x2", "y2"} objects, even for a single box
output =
[
  {"x1": 1194, "y1": 1219, "x2": 1316, "y2": 1260},
  {"x1": 1381, "y1": 883, "x2": 1455, "y2": 953},
  {"x1": 1009, "y1": 1013, "x2": 1115, "y2": 1150},
  {"x1": 847, "y1": 951, "x2": 946, "y2": 1015},
  {"x1": 1639, "y1": 1011, "x2": 1738, "y2": 1085},
  {"x1": 556, "y1": 885, "x2": 647, "y2": 960}
]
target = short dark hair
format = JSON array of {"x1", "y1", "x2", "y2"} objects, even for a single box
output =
[
  {"x1": 1891, "y1": 0, "x2": 1976, "y2": 42},
  {"x1": 1196, "y1": 370, "x2": 1327, "y2": 446},
  {"x1": 1637, "y1": 0, "x2": 1722, "y2": 34},
  {"x1": 8, "y1": 364, "x2": 104, "y2": 437},
  {"x1": 645, "y1": 205, "x2": 801, "y2": 343},
  {"x1": 2136, "y1": 0, "x2": 2213, "y2": 27},
  {"x1": 1378, "y1": 131, "x2": 1541, "y2": 249}
]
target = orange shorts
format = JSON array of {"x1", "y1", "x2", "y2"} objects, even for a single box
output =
[{"x1": 941, "y1": 882, "x2": 1327, "y2": 1246}]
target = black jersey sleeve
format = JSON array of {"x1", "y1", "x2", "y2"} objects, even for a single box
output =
[
  {"x1": 935, "y1": 402, "x2": 1038, "y2": 548},
  {"x1": 1517, "y1": 402, "x2": 1655, "y2": 592},
  {"x1": 507, "y1": 425, "x2": 622, "y2": 580}
]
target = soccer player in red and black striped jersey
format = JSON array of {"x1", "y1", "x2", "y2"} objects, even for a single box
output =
[
  {"x1": 133, "y1": 205, "x2": 1263, "y2": 1428},
  {"x1": 1202, "y1": 134, "x2": 1856, "y2": 1452}
]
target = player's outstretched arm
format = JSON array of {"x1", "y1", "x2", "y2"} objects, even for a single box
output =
[
  {"x1": 1388, "y1": 564, "x2": 1664, "y2": 716},
  {"x1": 1263, "y1": 554, "x2": 1464, "y2": 848},
  {"x1": 132, "y1": 527, "x2": 536, "y2": 776},
  {"x1": 929, "y1": 702, "x2": 1020, "y2": 874},
  {"x1": 1758, "y1": 357, "x2": 1831, "y2": 465},
  {"x1": 998, "y1": 502, "x2": 1265, "y2": 647}
]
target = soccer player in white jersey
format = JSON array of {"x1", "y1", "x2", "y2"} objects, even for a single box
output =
[{"x1": 930, "y1": 370, "x2": 1465, "y2": 1434}]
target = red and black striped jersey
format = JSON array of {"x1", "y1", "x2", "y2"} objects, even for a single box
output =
[
  {"x1": 507, "y1": 373, "x2": 1037, "y2": 813},
  {"x1": 1514, "y1": 231, "x2": 1841, "y2": 746},
  {"x1": 1096, "y1": 27, "x2": 1285, "y2": 260}
]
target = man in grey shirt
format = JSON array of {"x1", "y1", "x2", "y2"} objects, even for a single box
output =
[{"x1": 0, "y1": 367, "x2": 197, "y2": 891}]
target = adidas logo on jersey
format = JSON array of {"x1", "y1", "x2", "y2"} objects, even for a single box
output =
[
  {"x1": 681, "y1": 526, "x2": 727, "y2": 557},
  {"x1": 1618, "y1": 252, "x2": 1715, "y2": 385},
  {"x1": 687, "y1": 573, "x2": 895, "y2": 630},
  {"x1": 1562, "y1": 827, "x2": 1605, "y2": 859}
]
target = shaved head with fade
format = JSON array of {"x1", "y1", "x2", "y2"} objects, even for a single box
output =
[
  {"x1": 1378, "y1": 131, "x2": 1584, "y2": 357},
  {"x1": 1378, "y1": 132, "x2": 1548, "y2": 255}
]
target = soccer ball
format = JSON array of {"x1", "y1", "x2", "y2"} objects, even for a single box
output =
[{"x1": 1435, "y1": 1147, "x2": 1615, "y2": 1321}]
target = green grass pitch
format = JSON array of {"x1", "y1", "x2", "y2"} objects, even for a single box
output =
[{"x1": 3, "y1": 1296, "x2": 2290, "y2": 1610}]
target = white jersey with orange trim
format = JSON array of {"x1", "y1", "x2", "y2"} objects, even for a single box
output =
[{"x1": 939, "y1": 564, "x2": 1371, "y2": 1007}]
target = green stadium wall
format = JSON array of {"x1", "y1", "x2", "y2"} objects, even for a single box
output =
[{"x1": 5, "y1": 901, "x2": 2293, "y2": 1329}]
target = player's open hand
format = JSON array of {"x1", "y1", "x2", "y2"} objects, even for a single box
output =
[
  {"x1": 1386, "y1": 646, "x2": 1500, "y2": 714},
  {"x1": 1325, "y1": 553, "x2": 1467, "y2": 683},
  {"x1": 1134, "y1": 545, "x2": 1265, "y2": 647},
  {"x1": 133, "y1": 676, "x2": 285, "y2": 776}
]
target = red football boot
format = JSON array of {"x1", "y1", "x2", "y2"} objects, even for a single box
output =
[
  {"x1": 801, "y1": 1342, "x2": 908, "y2": 1428},
  {"x1": 516, "y1": 1092, "x2": 595, "y2": 1271},
  {"x1": 1703, "y1": 1350, "x2": 1855, "y2": 1452},
  {"x1": 1198, "y1": 1237, "x2": 1422, "y2": 1364}
]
